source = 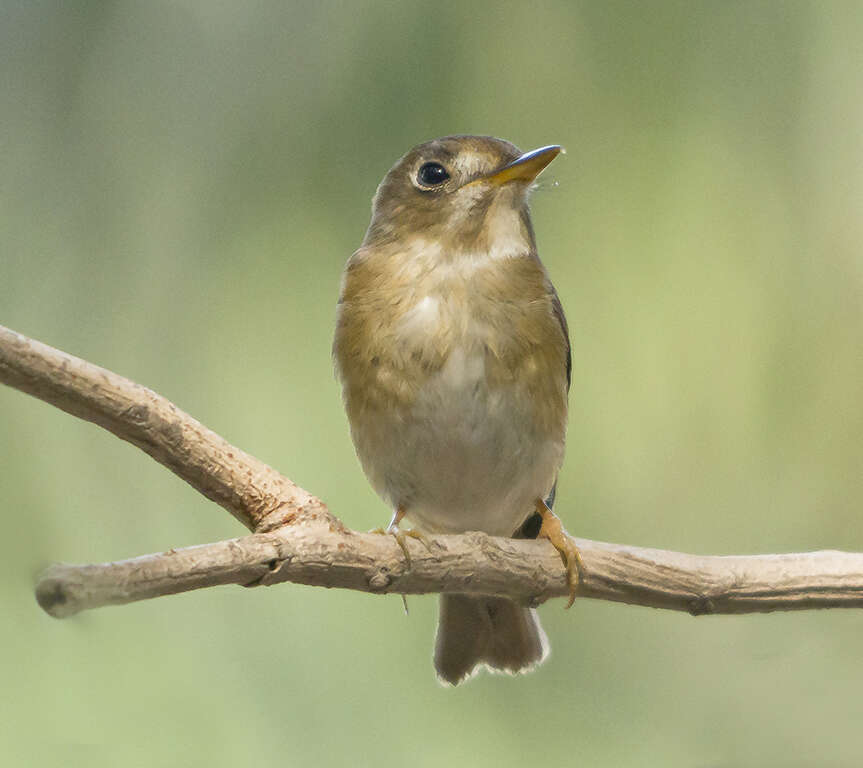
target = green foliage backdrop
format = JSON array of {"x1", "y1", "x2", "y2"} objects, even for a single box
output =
[{"x1": 2, "y1": 2, "x2": 862, "y2": 766}]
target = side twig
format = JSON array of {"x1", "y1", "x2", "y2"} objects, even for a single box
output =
[{"x1": 0, "y1": 325, "x2": 330, "y2": 532}]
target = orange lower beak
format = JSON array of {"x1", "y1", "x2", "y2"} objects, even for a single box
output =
[{"x1": 485, "y1": 145, "x2": 562, "y2": 185}]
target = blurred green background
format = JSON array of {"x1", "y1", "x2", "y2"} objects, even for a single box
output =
[{"x1": 2, "y1": 1, "x2": 862, "y2": 766}]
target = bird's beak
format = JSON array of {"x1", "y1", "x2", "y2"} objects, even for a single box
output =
[{"x1": 485, "y1": 145, "x2": 562, "y2": 186}]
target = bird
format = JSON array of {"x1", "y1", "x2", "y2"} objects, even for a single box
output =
[{"x1": 333, "y1": 135, "x2": 580, "y2": 685}]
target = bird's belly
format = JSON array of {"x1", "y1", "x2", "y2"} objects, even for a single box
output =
[{"x1": 353, "y1": 345, "x2": 564, "y2": 536}]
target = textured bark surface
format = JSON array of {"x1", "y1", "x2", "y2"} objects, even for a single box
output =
[
  {"x1": 34, "y1": 526, "x2": 863, "y2": 618},
  {"x1": 3, "y1": 323, "x2": 863, "y2": 621}
]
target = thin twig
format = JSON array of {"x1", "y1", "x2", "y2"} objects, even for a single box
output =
[{"x1": 0, "y1": 325, "x2": 330, "y2": 532}]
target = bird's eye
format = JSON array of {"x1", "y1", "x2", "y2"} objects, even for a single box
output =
[{"x1": 417, "y1": 162, "x2": 450, "y2": 187}]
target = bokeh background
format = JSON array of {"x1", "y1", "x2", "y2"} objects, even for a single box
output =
[{"x1": 2, "y1": 2, "x2": 863, "y2": 766}]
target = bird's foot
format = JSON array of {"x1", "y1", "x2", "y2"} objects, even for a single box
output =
[
  {"x1": 535, "y1": 497, "x2": 583, "y2": 608},
  {"x1": 370, "y1": 507, "x2": 430, "y2": 567},
  {"x1": 370, "y1": 525, "x2": 429, "y2": 567}
]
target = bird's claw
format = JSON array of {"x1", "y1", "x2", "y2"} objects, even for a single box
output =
[
  {"x1": 370, "y1": 524, "x2": 430, "y2": 568},
  {"x1": 535, "y1": 498, "x2": 583, "y2": 608}
]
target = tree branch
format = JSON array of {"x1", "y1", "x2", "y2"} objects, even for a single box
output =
[
  {"x1": 0, "y1": 325, "x2": 330, "y2": 532},
  {"x1": 3, "y1": 323, "x2": 863, "y2": 620},
  {"x1": 34, "y1": 526, "x2": 863, "y2": 618}
]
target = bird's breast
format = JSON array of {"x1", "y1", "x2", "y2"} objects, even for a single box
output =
[{"x1": 334, "y1": 246, "x2": 569, "y2": 534}]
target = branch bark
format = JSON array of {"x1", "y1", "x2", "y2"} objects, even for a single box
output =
[
  {"x1": 34, "y1": 526, "x2": 863, "y2": 618},
  {"x1": 3, "y1": 323, "x2": 863, "y2": 620}
]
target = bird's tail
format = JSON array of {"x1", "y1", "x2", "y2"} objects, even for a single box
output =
[{"x1": 433, "y1": 594, "x2": 549, "y2": 685}]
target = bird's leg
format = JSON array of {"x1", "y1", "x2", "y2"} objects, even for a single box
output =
[
  {"x1": 535, "y1": 497, "x2": 583, "y2": 608},
  {"x1": 370, "y1": 505, "x2": 429, "y2": 567}
]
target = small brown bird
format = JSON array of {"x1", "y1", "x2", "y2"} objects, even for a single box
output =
[{"x1": 333, "y1": 135, "x2": 579, "y2": 684}]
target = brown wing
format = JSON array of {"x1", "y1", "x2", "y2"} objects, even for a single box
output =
[
  {"x1": 550, "y1": 288, "x2": 571, "y2": 392},
  {"x1": 514, "y1": 285, "x2": 570, "y2": 537}
]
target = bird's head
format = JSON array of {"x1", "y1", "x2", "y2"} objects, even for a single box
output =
[{"x1": 363, "y1": 135, "x2": 561, "y2": 256}]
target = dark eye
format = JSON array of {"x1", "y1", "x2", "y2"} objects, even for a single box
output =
[{"x1": 417, "y1": 162, "x2": 450, "y2": 187}]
